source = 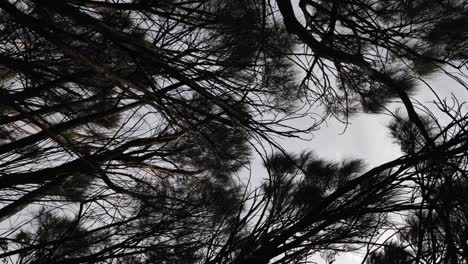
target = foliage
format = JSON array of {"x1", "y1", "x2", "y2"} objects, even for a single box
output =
[{"x1": 0, "y1": 0, "x2": 467, "y2": 263}]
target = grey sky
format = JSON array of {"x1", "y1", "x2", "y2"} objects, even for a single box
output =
[{"x1": 244, "y1": 68, "x2": 467, "y2": 264}]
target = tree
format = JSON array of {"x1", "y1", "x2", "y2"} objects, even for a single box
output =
[{"x1": 0, "y1": 0, "x2": 467, "y2": 263}]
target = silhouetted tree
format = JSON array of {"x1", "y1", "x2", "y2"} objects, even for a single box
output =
[
  {"x1": 0, "y1": 0, "x2": 467, "y2": 264},
  {"x1": 367, "y1": 242, "x2": 413, "y2": 264}
]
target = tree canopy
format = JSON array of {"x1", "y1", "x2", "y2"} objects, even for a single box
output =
[{"x1": 0, "y1": 0, "x2": 467, "y2": 263}]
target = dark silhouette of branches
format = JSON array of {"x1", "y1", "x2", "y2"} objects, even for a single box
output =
[{"x1": 0, "y1": 0, "x2": 466, "y2": 263}]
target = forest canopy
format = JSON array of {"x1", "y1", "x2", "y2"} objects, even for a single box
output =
[{"x1": 0, "y1": 0, "x2": 467, "y2": 263}]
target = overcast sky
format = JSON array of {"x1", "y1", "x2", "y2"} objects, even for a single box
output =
[{"x1": 243, "y1": 69, "x2": 467, "y2": 264}]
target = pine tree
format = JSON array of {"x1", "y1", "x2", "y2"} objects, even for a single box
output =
[{"x1": 0, "y1": 0, "x2": 467, "y2": 264}]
